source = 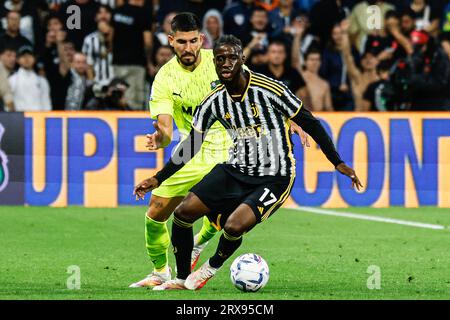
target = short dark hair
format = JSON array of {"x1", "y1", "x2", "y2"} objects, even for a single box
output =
[
  {"x1": 304, "y1": 47, "x2": 321, "y2": 60},
  {"x1": 268, "y1": 40, "x2": 287, "y2": 51},
  {"x1": 252, "y1": 7, "x2": 268, "y2": 15},
  {"x1": 213, "y1": 35, "x2": 243, "y2": 54},
  {"x1": 384, "y1": 9, "x2": 398, "y2": 20},
  {"x1": 170, "y1": 12, "x2": 201, "y2": 34},
  {"x1": 44, "y1": 12, "x2": 63, "y2": 30},
  {"x1": 0, "y1": 45, "x2": 16, "y2": 55},
  {"x1": 97, "y1": 4, "x2": 113, "y2": 14}
]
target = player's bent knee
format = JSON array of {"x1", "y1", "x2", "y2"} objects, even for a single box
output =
[
  {"x1": 173, "y1": 193, "x2": 208, "y2": 223},
  {"x1": 146, "y1": 206, "x2": 169, "y2": 222},
  {"x1": 223, "y1": 219, "x2": 247, "y2": 237},
  {"x1": 173, "y1": 204, "x2": 196, "y2": 223}
]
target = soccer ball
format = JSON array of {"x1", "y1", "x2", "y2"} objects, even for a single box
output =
[{"x1": 230, "y1": 253, "x2": 270, "y2": 292}]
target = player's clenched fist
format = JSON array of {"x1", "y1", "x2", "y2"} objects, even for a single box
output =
[{"x1": 133, "y1": 177, "x2": 160, "y2": 200}]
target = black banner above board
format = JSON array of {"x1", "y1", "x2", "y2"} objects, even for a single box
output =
[{"x1": 0, "y1": 112, "x2": 24, "y2": 205}]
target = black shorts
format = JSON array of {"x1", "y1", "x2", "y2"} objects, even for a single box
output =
[{"x1": 190, "y1": 164, "x2": 295, "y2": 230}]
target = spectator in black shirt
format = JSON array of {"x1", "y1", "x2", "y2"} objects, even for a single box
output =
[
  {"x1": 400, "y1": 7, "x2": 417, "y2": 36},
  {"x1": 41, "y1": 13, "x2": 64, "y2": 75},
  {"x1": 256, "y1": 40, "x2": 308, "y2": 101},
  {"x1": 223, "y1": 0, "x2": 255, "y2": 40},
  {"x1": 112, "y1": 0, "x2": 152, "y2": 110},
  {"x1": 0, "y1": 11, "x2": 32, "y2": 53},
  {"x1": 362, "y1": 60, "x2": 392, "y2": 111},
  {"x1": 58, "y1": 0, "x2": 100, "y2": 51},
  {"x1": 0, "y1": 0, "x2": 44, "y2": 55},
  {"x1": 309, "y1": 0, "x2": 348, "y2": 50},
  {"x1": 41, "y1": 16, "x2": 68, "y2": 110},
  {"x1": 242, "y1": 7, "x2": 274, "y2": 59},
  {"x1": 407, "y1": 30, "x2": 450, "y2": 110}
]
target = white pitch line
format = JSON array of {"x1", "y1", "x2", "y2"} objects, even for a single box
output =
[{"x1": 293, "y1": 206, "x2": 447, "y2": 230}]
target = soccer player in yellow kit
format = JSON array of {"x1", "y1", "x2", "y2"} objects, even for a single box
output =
[{"x1": 129, "y1": 13, "x2": 232, "y2": 287}]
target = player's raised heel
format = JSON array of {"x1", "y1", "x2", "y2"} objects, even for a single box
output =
[
  {"x1": 153, "y1": 278, "x2": 187, "y2": 291},
  {"x1": 129, "y1": 266, "x2": 172, "y2": 288},
  {"x1": 185, "y1": 261, "x2": 219, "y2": 290}
]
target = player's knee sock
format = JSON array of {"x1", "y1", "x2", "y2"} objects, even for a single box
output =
[
  {"x1": 209, "y1": 230, "x2": 243, "y2": 269},
  {"x1": 171, "y1": 214, "x2": 194, "y2": 280},
  {"x1": 145, "y1": 216, "x2": 170, "y2": 271},
  {"x1": 195, "y1": 216, "x2": 218, "y2": 246}
]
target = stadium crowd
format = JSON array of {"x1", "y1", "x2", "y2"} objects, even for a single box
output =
[{"x1": 0, "y1": 0, "x2": 449, "y2": 112}]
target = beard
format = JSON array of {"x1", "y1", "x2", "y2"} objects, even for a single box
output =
[{"x1": 177, "y1": 52, "x2": 199, "y2": 67}]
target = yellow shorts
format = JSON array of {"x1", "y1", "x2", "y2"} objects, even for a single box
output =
[{"x1": 151, "y1": 142, "x2": 229, "y2": 198}]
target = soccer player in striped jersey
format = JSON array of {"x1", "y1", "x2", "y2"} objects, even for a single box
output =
[
  {"x1": 128, "y1": 13, "x2": 228, "y2": 288},
  {"x1": 127, "y1": 13, "x2": 311, "y2": 289},
  {"x1": 134, "y1": 34, "x2": 346, "y2": 290}
]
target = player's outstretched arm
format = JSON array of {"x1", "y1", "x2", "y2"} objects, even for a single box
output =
[
  {"x1": 134, "y1": 128, "x2": 206, "y2": 200},
  {"x1": 146, "y1": 114, "x2": 173, "y2": 150},
  {"x1": 290, "y1": 121, "x2": 310, "y2": 147},
  {"x1": 291, "y1": 108, "x2": 363, "y2": 190}
]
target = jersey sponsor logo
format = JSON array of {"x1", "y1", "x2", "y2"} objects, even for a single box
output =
[
  {"x1": 233, "y1": 124, "x2": 266, "y2": 139},
  {"x1": 182, "y1": 105, "x2": 193, "y2": 115},
  {"x1": 0, "y1": 124, "x2": 9, "y2": 193},
  {"x1": 257, "y1": 206, "x2": 264, "y2": 215}
]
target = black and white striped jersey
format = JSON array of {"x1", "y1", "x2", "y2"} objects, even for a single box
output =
[
  {"x1": 155, "y1": 71, "x2": 343, "y2": 185},
  {"x1": 82, "y1": 31, "x2": 114, "y2": 87},
  {"x1": 192, "y1": 71, "x2": 302, "y2": 178}
]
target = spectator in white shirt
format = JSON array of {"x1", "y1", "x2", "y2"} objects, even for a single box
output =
[{"x1": 9, "y1": 45, "x2": 52, "y2": 111}]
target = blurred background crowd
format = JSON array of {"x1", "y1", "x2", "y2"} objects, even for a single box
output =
[{"x1": 0, "y1": 0, "x2": 449, "y2": 112}]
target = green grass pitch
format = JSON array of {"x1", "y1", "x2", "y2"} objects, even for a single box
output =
[{"x1": 1, "y1": 206, "x2": 449, "y2": 300}]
